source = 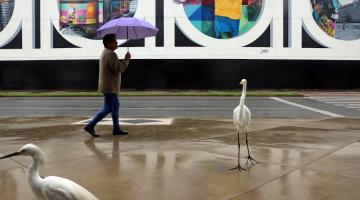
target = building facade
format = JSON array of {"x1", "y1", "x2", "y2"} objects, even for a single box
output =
[{"x1": 0, "y1": 0, "x2": 359, "y2": 89}]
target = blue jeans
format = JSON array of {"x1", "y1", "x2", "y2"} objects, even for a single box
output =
[{"x1": 87, "y1": 93, "x2": 120, "y2": 128}]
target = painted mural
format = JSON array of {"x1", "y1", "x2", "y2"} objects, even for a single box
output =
[
  {"x1": 58, "y1": 0, "x2": 138, "y2": 39},
  {"x1": 0, "y1": 1, "x2": 359, "y2": 60},
  {"x1": 177, "y1": 0, "x2": 263, "y2": 39},
  {"x1": 0, "y1": 0, "x2": 15, "y2": 32},
  {"x1": 311, "y1": 0, "x2": 360, "y2": 40}
]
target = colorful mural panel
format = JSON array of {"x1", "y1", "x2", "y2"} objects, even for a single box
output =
[
  {"x1": 311, "y1": 0, "x2": 339, "y2": 37},
  {"x1": 0, "y1": 0, "x2": 15, "y2": 32},
  {"x1": 311, "y1": 0, "x2": 360, "y2": 40},
  {"x1": 180, "y1": 0, "x2": 263, "y2": 39},
  {"x1": 1, "y1": 1, "x2": 360, "y2": 60},
  {"x1": 58, "y1": 0, "x2": 137, "y2": 39}
]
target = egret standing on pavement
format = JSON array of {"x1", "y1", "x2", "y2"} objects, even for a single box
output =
[
  {"x1": 230, "y1": 79, "x2": 257, "y2": 171},
  {"x1": 0, "y1": 143, "x2": 99, "y2": 200}
]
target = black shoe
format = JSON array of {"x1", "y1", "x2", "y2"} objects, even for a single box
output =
[
  {"x1": 113, "y1": 129, "x2": 128, "y2": 136},
  {"x1": 84, "y1": 125, "x2": 100, "y2": 137}
]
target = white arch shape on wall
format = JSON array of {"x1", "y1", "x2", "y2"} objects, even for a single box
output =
[
  {"x1": 0, "y1": 0, "x2": 359, "y2": 60},
  {"x1": 0, "y1": 0, "x2": 34, "y2": 49}
]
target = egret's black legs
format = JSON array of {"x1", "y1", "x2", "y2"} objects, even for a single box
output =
[
  {"x1": 245, "y1": 132, "x2": 258, "y2": 166},
  {"x1": 229, "y1": 131, "x2": 246, "y2": 171}
]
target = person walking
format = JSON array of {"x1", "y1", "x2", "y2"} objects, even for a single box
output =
[{"x1": 84, "y1": 33, "x2": 131, "y2": 137}]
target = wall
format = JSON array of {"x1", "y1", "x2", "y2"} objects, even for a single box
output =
[
  {"x1": 0, "y1": 0, "x2": 359, "y2": 90},
  {"x1": 0, "y1": 59, "x2": 359, "y2": 90}
]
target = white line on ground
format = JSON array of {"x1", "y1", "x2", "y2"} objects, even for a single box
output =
[
  {"x1": 332, "y1": 104, "x2": 360, "y2": 107},
  {"x1": 305, "y1": 97, "x2": 360, "y2": 100},
  {"x1": 323, "y1": 101, "x2": 360, "y2": 103},
  {"x1": 347, "y1": 106, "x2": 360, "y2": 109},
  {"x1": 270, "y1": 97, "x2": 344, "y2": 118},
  {"x1": 333, "y1": 104, "x2": 360, "y2": 106},
  {"x1": 0, "y1": 107, "x2": 303, "y2": 110},
  {"x1": 16, "y1": 100, "x2": 267, "y2": 103},
  {"x1": 72, "y1": 118, "x2": 173, "y2": 126},
  {"x1": 16, "y1": 101, "x2": 103, "y2": 103}
]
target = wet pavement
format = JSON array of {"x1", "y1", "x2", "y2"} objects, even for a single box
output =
[{"x1": 0, "y1": 116, "x2": 360, "y2": 200}]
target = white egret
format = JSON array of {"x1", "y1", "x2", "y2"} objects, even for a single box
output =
[
  {"x1": 0, "y1": 144, "x2": 99, "y2": 200},
  {"x1": 230, "y1": 79, "x2": 257, "y2": 171}
]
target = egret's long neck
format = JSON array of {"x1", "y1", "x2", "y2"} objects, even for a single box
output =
[
  {"x1": 239, "y1": 83, "x2": 247, "y2": 108},
  {"x1": 27, "y1": 156, "x2": 44, "y2": 197}
]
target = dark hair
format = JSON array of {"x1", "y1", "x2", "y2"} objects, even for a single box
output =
[{"x1": 103, "y1": 34, "x2": 116, "y2": 48}]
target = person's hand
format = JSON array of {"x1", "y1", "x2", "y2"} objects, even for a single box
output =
[{"x1": 124, "y1": 51, "x2": 131, "y2": 60}]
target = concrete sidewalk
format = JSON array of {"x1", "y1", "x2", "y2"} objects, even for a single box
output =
[{"x1": 0, "y1": 116, "x2": 360, "y2": 200}]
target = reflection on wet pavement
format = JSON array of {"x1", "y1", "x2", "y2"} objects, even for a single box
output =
[{"x1": 0, "y1": 117, "x2": 360, "y2": 200}]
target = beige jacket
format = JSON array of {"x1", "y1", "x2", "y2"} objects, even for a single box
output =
[{"x1": 98, "y1": 48, "x2": 130, "y2": 94}]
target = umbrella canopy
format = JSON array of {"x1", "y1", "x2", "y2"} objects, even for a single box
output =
[{"x1": 96, "y1": 17, "x2": 159, "y2": 40}]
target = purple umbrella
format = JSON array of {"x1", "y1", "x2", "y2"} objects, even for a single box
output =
[{"x1": 96, "y1": 17, "x2": 159, "y2": 40}]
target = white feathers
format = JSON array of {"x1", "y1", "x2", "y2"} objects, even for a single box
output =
[
  {"x1": 233, "y1": 79, "x2": 251, "y2": 133},
  {"x1": 41, "y1": 176, "x2": 99, "y2": 200},
  {"x1": 20, "y1": 143, "x2": 46, "y2": 165},
  {"x1": 233, "y1": 104, "x2": 251, "y2": 133},
  {"x1": 0, "y1": 144, "x2": 99, "y2": 200}
]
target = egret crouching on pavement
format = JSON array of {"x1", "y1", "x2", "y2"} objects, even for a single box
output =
[
  {"x1": 0, "y1": 144, "x2": 99, "y2": 200},
  {"x1": 230, "y1": 79, "x2": 257, "y2": 171}
]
